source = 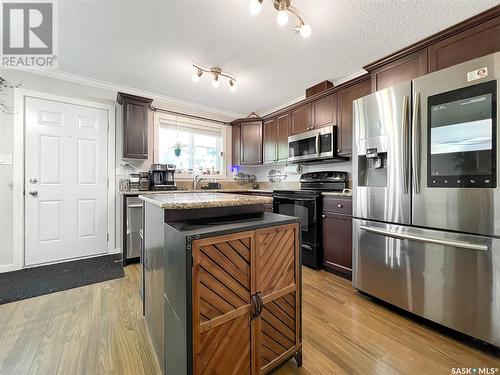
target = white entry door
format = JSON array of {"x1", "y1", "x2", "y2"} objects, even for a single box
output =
[{"x1": 25, "y1": 97, "x2": 108, "y2": 266}]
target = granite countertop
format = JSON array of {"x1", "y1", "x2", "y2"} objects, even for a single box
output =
[
  {"x1": 122, "y1": 188, "x2": 352, "y2": 197},
  {"x1": 139, "y1": 192, "x2": 273, "y2": 210},
  {"x1": 121, "y1": 189, "x2": 273, "y2": 196}
]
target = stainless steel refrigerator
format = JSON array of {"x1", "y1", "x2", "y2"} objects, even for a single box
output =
[{"x1": 352, "y1": 52, "x2": 500, "y2": 347}]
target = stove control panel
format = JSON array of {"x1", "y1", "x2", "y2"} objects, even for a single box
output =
[{"x1": 299, "y1": 171, "x2": 348, "y2": 183}]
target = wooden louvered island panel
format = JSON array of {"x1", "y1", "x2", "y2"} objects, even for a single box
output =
[
  {"x1": 141, "y1": 195, "x2": 302, "y2": 375},
  {"x1": 191, "y1": 225, "x2": 301, "y2": 375}
]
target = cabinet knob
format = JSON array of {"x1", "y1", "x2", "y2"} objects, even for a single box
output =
[
  {"x1": 337, "y1": 149, "x2": 341, "y2": 153},
  {"x1": 337, "y1": 204, "x2": 343, "y2": 208},
  {"x1": 322, "y1": 214, "x2": 326, "y2": 218}
]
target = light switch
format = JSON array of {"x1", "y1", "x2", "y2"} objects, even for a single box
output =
[{"x1": 0, "y1": 154, "x2": 12, "y2": 165}]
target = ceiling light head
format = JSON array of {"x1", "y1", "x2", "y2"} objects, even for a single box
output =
[
  {"x1": 276, "y1": 1, "x2": 289, "y2": 26},
  {"x1": 249, "y1": 0, "x2": 262, "y2": 15},
  {"x1": 295, "y1": 23, "x2": 311, "y2": 38},
  {"x1": 192, "y1": 67, "x2": 203, "y2": 82},
  {"x1": 229, "y1": 79, "x2": 237, "y2": 92},
  {"x1": 212, "y1": 74, "x2": 220, "y2": 88}
]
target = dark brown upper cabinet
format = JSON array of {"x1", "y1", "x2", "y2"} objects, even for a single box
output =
[
  {"x1": 231, "y1": 122, "x2": 241, "y2": 167},
  {"x1": 276, "y1": 112, "x2": 290, "y2": 162},
  {"x1": 312, "y1": 94, "x2": 337, "y2": 129},
  {"x1": 263, "y1": 117, "x2": 278, "y2": 164},
  {"x1": 117, "y1": 92, "x2": 153, "y2": 160},
  {"x1": 370, "y1": 49, "x2": 428, "y2": 92},
  {"x1": 263, "y1": 113, "x2": 290, "y2": 164},
  {"x1": 337, "y1": 78, "x2": 371, "y2": 156},
  {"x1": 290, "y1": 103, "x2": 312, "y2": 135},
  {"x1": 428, "y1": 15, "x2": 500, "y2": 72},
  {"x1": 231, "y1": 118, "x2": 263, "y2": 166},
  {"x1": 290, "y1": 95, "x2": 337, "y2": 135}
]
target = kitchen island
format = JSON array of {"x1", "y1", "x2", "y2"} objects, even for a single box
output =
[{"x1": 140, "y1": 193, "x2": 302, "y2": 375}]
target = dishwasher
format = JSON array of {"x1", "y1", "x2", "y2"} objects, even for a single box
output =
[{"x1": 126, "y1": 196, "x2": 143, "y2": 260}]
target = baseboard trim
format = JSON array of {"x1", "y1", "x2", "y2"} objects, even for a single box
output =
[
  {"x1": 0, "y1": 264, "x2": 14, "y2": 274},
  {"x1": 0, "y1": 253, "x2": 124, "y2": 305}
]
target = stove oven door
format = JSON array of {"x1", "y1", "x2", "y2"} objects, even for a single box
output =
[{"x1": 273, "y1": 192, "x2": 322, "y2": 268}]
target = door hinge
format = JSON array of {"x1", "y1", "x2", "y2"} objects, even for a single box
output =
[
  {"x1": 107, "y1": 233, "x2": 110, "y2": 242},
  {"x1": 107, "y1": 121, "x2": 110, "y2": 131},
  {"x1": 107, "y1": 178, "x2": 109, "y2": 187}
]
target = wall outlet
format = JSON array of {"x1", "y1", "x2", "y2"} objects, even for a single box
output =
[{"x1": 0, "y1": 154, "x2": 12, "y2": 165}]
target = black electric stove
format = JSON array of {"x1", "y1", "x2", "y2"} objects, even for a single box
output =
[{"x1": 273, "y1": 171, "x2": 348, "y2": 269}]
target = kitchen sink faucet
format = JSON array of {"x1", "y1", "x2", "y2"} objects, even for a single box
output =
[{"x1": 192, "y1": 175, "x2": 206, "y2": 190}]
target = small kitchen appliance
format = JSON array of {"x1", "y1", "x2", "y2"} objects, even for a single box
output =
[{"x1": 150, "y1": 164, "x2": 177, "y2": 191}]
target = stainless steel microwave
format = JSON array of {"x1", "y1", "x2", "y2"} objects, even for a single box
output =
[{"x1": 288, "y1": 125, "x2": 336, "y2": 162}]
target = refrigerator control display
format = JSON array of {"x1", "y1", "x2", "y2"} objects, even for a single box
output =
[{"x1": 427, "y1": 80, "x2": 497, "y2": 188}]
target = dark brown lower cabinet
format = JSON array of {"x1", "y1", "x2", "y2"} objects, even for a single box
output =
[{"x1": 322, "y1": 197, "x2": 352, "y2": 278}]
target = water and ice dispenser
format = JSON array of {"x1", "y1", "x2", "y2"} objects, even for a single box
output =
[{"x1": 357, "y1": 138, "x2": 388, "y2": 187}]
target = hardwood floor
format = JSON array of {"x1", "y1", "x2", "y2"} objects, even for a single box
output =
[
  {"x1": 0, "y1": 264, "x2": 498, "y2": 375},
  {"x1": 0, "y1": 264, "x2": 160, "y2": 375}
]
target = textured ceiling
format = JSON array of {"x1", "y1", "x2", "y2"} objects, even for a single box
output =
[{"x1": 57, "y1": 0, "x2": 498, "y2": 116}]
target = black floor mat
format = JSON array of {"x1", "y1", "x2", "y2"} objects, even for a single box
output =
[{"x1": 0, "y1": 254, "x2": 124, "y2": 304}]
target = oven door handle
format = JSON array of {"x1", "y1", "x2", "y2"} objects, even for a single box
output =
[
  {"x1": 273, "y1": 196, "x2": 317, "y2": 202},
  {"x1": 360, "y1": 225, "x2": 488, "y2": 251}
]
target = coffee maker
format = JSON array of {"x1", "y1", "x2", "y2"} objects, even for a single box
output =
[{"x1": 150, "y1": 164, "x2": 177, "y2": 191}]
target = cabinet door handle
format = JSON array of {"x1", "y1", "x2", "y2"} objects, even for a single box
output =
[
  {"x1": 250, "y1": 294, "x2": 259, "y2": 320},
  {"x1": 257, "y1": 292, "x2": 263, "y2": 316}
]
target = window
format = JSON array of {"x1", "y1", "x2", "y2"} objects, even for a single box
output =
[{"x1": 155, "y1": 113, "x2": 229, "y2": 178}]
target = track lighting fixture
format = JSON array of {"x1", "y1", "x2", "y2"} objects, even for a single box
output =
[
  {"x1": 191, "y1": 64, "x2": 237, "y2": 92},
  {"x1": 249, "y1": 0, "x2": 311, "y2": 38}
]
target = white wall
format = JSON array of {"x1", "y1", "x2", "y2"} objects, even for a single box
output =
[
  {"x1": 239, "y1": 160, "x2": 352, "y2": 185},
  {"x1": 0, "y1": 69, "x2": 235, "y2": 271}
]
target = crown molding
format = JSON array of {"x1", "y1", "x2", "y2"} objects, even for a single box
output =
[
  {"x1": 260, "y1": 94, "x2": 306, "y2": 117},
  {"x1": 260, "y1": 69, "x2": 369, "y2": 118},
  {"x1": 332, "y1": 69, "x2": 368, "y2": 87},
  {"x1": 19, "y1": 68, "x2": 246, "y2": 120}
]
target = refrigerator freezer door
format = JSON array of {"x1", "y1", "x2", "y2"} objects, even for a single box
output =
[
  {"x1": 352, "y1": 218, "x2": 500, "y2": 347},
  {"x1": 352, "y1": 82, "x2": 411, "y2": 224},
  {"x1": 412, "y1": 52, "x2": 500, "y2": 236}
]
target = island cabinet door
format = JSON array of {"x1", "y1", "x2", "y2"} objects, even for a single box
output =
[
  {"x1": 191, "y1": 231, "x2": 254, "y2": 375},
  {"x1": 253, "y1": 224, "x2": 301, "y2": 374}
]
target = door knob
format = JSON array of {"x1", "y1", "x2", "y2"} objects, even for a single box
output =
[
  {"x1": 29, "y1": 190, "x2": 38, "y2": 197},
  {"x1": 29, "y1": 178, "x2": 38, "y2": 184}
]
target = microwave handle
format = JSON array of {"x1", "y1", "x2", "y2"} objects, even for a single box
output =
[{"x1": 316, "y1": 133, "x2": 320, "y2": 157}]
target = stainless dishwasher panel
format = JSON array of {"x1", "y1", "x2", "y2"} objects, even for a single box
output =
[
  {"x1": 127, "y1": 196, "x2": 143, "y2": 259},
  {"x1": 353, "y1": 218, "x2": 500, "y2": 347}
]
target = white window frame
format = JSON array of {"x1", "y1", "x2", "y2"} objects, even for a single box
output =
[{"x1": 153, "y1": 112, "x2": 231, "y2": 180}]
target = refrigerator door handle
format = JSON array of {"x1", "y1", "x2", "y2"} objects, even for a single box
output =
[
  {"x1": 401, "y1": 95, "x2": 409, "y2": 195},
  {"x1": 359, "y1": 225, "x2": 488, "y2": 251},
  {"x1": 412, "y1": 92, "x2": 421, "y2": 194}
]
